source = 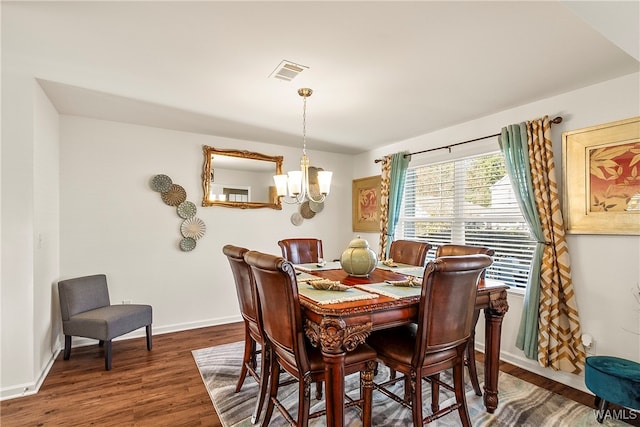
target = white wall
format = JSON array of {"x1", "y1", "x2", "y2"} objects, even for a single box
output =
[
  {"x1": 353, "y1": 72, "x2": 640, "y2": 392},
  {"x1": 33, "y1": 83, "x2": 61, "y2": 387},
  {"x1": 1, "y1": 76, "x2": 61, "y2": 399},
  {"x1": 1, "y1": 68, "x2": 37, "y2": 398},
  {"x1": 59, "y1": 116, "x2": 354, "y2": 336}
]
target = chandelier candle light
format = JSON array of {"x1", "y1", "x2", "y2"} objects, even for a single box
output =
[{"x1": 274, "y1": 88, "x2": 332, "y2": 204}]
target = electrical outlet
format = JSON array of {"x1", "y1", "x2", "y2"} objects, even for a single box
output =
[
  {"x1": 582, "y1": 333, "x2": 596, "y2": 355},
  {"x1": 121, "y1": 300, "x2": 132, "y2": 304}
]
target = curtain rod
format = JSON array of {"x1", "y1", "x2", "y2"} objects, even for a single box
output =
[{"x1": 374, "y1": 116, "x2": 563, "y2": 163}]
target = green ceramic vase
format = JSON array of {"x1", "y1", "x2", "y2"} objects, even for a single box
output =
[{"x1": 340, "y1": 236, "x2": 378, "y2": 277}]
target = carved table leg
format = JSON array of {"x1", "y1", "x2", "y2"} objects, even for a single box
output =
[
  {"x1": 305, "y1": 316, "x2": 371, "y2": 427},
  {"x1": 483, "y1": 290, "x2": 508, "y2": 413},
  {"x1": 324, "y1": 350, "x2": 346, "y2": 427},
  {"x1": 317, "y1": 317, "x2": 347, "y2": 427}
]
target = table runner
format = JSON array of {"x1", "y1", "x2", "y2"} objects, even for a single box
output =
[
  {"x1": 297, "y1": 282, "x2": 378, "y2": 305},
  {"x1": 355, "y1": 282, "x2": 422, "y2": 299}
]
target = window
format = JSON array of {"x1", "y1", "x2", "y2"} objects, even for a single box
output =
[{"x1": 396, "y1": 152, "x2": 535, "y2": 288}]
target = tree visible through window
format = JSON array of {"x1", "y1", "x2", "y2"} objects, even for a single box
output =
[{"x1": 396, "y1": 152, "x2": 535, "y2": 288}]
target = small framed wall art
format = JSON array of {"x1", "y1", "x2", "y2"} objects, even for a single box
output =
[
  {"x1": 352, "y1": 175, "x2": 381, "y2": 232},
  {"x1": 562, "y1": 116, "x2": 640, "y2": 235}
]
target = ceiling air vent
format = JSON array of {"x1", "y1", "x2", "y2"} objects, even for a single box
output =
[{"x1": 269, "y1": 60, "x2": 308, "y2": 82}]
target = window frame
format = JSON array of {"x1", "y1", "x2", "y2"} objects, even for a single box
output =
[{"x1": 395, "y1": 148, "x2": 536, "y2": 288}]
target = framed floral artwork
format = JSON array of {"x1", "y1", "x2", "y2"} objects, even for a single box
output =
[
  {"x1": 352, "y1": 175, "x2": 381, "y2": 232},
  {"x1": 562, "y1": 116, "x2": 640, "y2": 235}
]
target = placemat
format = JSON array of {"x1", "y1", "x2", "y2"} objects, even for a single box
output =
[
  {"x1": 297, "y1": 282, "x2": 378, "y2": 305},
  {"x1": 393, "y1": 266, "x2": 426, "y2": 278},
  {"x1": 355, "y1": 282, "x2": 422, "y2": 299},
  {"x1": 294, "y1": 261, "x2": 342, "y2": 272}
]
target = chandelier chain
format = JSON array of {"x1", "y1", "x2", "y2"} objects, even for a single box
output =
[{"x1": 302, "y1": 94, "x2": 307, "y2": 156}]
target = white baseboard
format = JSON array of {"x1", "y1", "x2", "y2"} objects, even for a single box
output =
[
  {"x1": 1, "y1": 347, "x2": 60, "y2": 401},
  {"x1": 475, "y1": 342, "x2": 592, "y2": 395},
  {"x1": 0, "y1": 315, "x2": 242, "y2": 401}
]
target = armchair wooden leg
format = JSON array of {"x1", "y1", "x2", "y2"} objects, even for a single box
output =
[
  {"x1": 361, "y1": 361, "x2": 376, "y2": 427},
  {"x1": 298, "y1": 379, "x2": 312, "y2": 427},
  {"x1": 454, "y1": 363, "x2": 472, "y2": 427},
  {"x1": 411, "y1": 372, "x2": 423, "y2": 427},
  {"x1": 315, "y1": 382, "x2": 323, "y2": 400},
  {"x1": 63, "y1": 335, "x2": 72, "y2": 360},
  {"x1": 430, "y1": 373, "x2": 440, "y2": 414},
  {"x1": 466, "y1": 340, "x2": 482, "y2": 396},
  {"x1": 105, "y1": 340, "x2": 112, "y2": 371},
  {"x1": 251, "y1": 343, "x2": 270, "y2": 424},
  {"x1": 261, "y1": 353, "x2": 280, "y2": 427},
  {"x1": 404, "y1": 375, "x2": 411, "y2": 402},
  {"x1": 146, "y1": 324, "x2": 152, "y2": 350},
  {"x1": 236, "y1": 328, "x2": 253, "y2": 393},
  {"x1": 467, "y1": 308, "x2": 482, "y2": 396}
]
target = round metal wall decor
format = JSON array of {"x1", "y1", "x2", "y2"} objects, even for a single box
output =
[
  {"x1": 150, "y1": 174, "x2": 172, "y2": 192},
  {"x1": 179, "y1": 237, "x2": 196, "y2": 252},
  {"x1": 309, "y1": 200, "x2": 324, "y2": 213},
  {"x1": 150, "y1": 175, "x2": 206, "y2": 251},
  {"x1": 151, "y1": 174, "x2": 173, "y2": 193},
  {"x1": 161, "y1": 184, "x2": 187, "y2": 206},
  {"x1": 181, "y1": 217, "x2": 206, "y2": 240},
  {"x1": 177, "y1": 201, "x2": 197, "y2": 219},
  {"x1": 300, "y1": 201, "x2": 316, "y2": 219},
  {"x1": 290, "y1": 212, "x2": 303, "y2": 226}
]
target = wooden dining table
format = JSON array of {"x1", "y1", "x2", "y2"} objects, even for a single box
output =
[{"x1": 296, "y1": 263, "x2": 509, "y2": 427}]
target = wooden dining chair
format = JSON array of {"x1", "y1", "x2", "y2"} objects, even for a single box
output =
[
  {"x1": 367, "y1": 254, "x2": 493, "y2": 426},
  {"x1": 244, "y1": 250, "x2": 377, "y2": 427},
  {"x1": 222, "y1": 244, "x2": 268, "y2": 424},
  {"x1": 277, "y1": 238, "x2": 324, "y2": 264},
  {"x1": 388, "y1": 240, "x2": 432, "y2": 266},
  {"x1": 436, "y1": 244, "x2": 495, "y2": 397},
  {"x1": 385, "y1": 239, "x2": 433, "y2": 382}
]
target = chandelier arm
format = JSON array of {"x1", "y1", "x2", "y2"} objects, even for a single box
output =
[{"x1": 280, "y1": 195, "x2": 305, "y2": 205}]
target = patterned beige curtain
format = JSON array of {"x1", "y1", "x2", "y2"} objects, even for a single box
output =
[
  {"x1": 378, "y1": 156, "x2": 392, "y2": 259},
  {"x1": 527, "y1": 117, "x2": 585, "y2": 373}
]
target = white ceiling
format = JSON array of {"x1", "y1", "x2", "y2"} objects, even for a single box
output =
[{"x1": 3, "y1": 1, "x2": 639, "y2": 154}]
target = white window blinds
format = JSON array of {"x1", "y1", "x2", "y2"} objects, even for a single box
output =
[{"x1": 396, "y1": 152, "x2": 535, "y2": 288}]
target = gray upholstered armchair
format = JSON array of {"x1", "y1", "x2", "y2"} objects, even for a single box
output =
[{"x1": 57, "y1": 274, "x2": 152, "y2": 370}]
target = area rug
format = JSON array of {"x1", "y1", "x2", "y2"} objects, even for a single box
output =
[{"x1": 193, "y1": 342, "x2": 626, "y2": 426}]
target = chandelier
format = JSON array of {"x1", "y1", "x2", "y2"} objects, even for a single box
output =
[{"x1": 274, "y1": 88, "x2": 332, "y2": 204}]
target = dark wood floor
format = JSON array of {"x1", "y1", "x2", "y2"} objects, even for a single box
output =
[{"x1": 0, "y1": 322, "x2": 631, "y2": 426}]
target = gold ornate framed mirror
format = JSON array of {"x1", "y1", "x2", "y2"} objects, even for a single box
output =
[{"x1": 201, "y1": 146, "x2": 283, "y2": 209}]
